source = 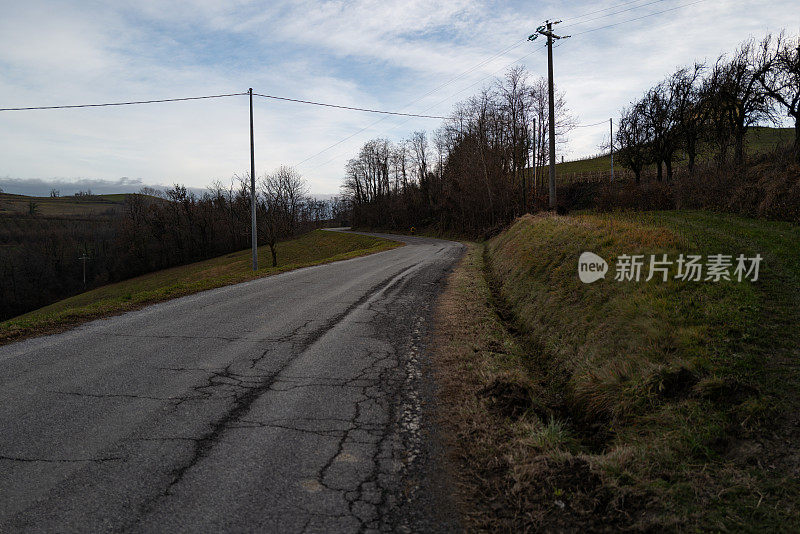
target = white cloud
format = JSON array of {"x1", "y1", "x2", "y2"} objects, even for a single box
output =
[{"x1": 0, "y1": 0, "x2": 797, "y2": 194}]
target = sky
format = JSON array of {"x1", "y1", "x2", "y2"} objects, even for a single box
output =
[{"x1": 0, "y1": 0, "x2": 797, "y2": 196}]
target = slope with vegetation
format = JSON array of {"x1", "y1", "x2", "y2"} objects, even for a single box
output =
[
  {"x1": 341, "y1": 32, "x2": 800, "y2": 233},
  {"x1": 0, "y1": 229, "x2": 399, "y2": 344},
  {"x1": 0, "y1": 176, "x2": 348, "y2": 322},
  {"x1": 554, "y1": 126, "x2": 795, "y2": 177},
  {"x1": 435, "y1": 211, "x2": 800, "y2": 531},
  {"x1": 0, "y1": 191, "x2": 132, "y2": 217}
]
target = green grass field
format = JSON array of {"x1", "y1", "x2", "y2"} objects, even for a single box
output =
[
  {"x1": 0, "y1": 192, "x2": 133, "y2": 217},
  {"x1": 0, "y1": 230, "x2": 401, "y2": 344},
  {"x1": 551, "y1": 126, "x2": 795, "y2": 175},
  {"x1": 437, "y1": 210, "x2": 800, "y2": 530}
]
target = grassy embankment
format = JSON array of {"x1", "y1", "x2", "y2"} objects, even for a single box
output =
[
  {"x1": 436, "y1": 210, "x2": 799, "y2": 531},
  {"x1": 0, "y1": 230, "x2": 400, "y2": 344}
]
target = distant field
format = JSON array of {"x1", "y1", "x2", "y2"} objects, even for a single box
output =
[
  {"x1": 0, "y1": 192, "x2": 130, "y2": 217},
  {"x1": 548, "y1": 126, "x2": 795, "y2": 176},
  {"x1": 0, "y1": 229, "x2": 401, "y2": 344}
]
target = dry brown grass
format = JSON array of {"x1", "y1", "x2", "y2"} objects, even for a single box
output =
[
  {"x1": 432, "y1": 211, "x2": 800, "y2": 531},
  {"x1": 433, "y1": 245, "x2": 652, "y2": 532}
]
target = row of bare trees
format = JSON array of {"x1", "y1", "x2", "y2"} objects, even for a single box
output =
[
  {"x1": 341, "y1": 66, "x2": 574, "y2": 233},
  {"x1": 615, "y1": 33, "x2": 800, "y2": 183},
  {"x1": 125, "y1": 175, "x2": 343, "y2": 272}
]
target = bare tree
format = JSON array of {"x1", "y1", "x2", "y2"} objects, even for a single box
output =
[
  {"x1": 259, "y1": 166, "x2": 308, "y2": 267},
  {"x1": 528, "y1": 76, "x2": 575, "y2": 193},
  {"x1": 670, "y1": 64, "x2": 706, "y2": 175},
  {"x1": 339, "y1": 66, "x2": 574, "y2": 231},
  {"x1": 709, "y1": 41, "x2": 776, "y2": 166},
  {"x1": 409, "y1": 131, "x2": 429, "y2": 184},
  {"x1": 410, "y1": 130, "x2": 433, "y2": 207},
  {"x1": 615, "y1": 102, "x2": 650, "y2": 184},
  {"x1": 757, "y1": 32, "x2": 800, "y2": 159},
  {"x1": 641, "y1": 82, "x2": 679, "y2": 180}
]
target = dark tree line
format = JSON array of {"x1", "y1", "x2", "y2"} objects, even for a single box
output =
[
  {"x1": 120, "y1": 177, "x2": 336, "y2": 275},
  {"x1": 0, "y1": 177, "x2": 346, "y2": 321},
  {"x1": 342, "y1": 67, "x2": 574, "y2": 234},
  {"x1": 615, "y1": 33, "x2": 800, "y2": 184}
]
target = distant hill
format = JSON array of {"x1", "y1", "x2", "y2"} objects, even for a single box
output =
[{"x1": 0, "y1": 192, "x2": 161, "y2": 218}]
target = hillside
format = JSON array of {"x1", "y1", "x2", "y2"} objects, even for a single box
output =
[
  {"x1": 0, "y1": 192, "x2": 137, "y2": 217},
  {"x1": 0, "y1": 229, "x2": 400, "y2": 344},
  {"x1": 549, "y1": 126, "x2": 796, "y2": 176},
  {"x1": 435, "y1": 210, "x2": 800, "y2": 531}
]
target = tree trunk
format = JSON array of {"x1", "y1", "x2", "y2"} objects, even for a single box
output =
[
  {"x1": 688, "y1": 150, "x2": 696, "y2": 176},
  {"x1": 735, "y1": 130, "x2": 746, "y2": 166},
  {"x1": 634, "y1": 168, "x2": 641, "y2": 185},
  {"x1": 794, "y1": 117, "x2": 800, "y2": 162},
  {"x1": 656, "y1": 161, "x2": 663, "y2": 182},
  {"x1": 269, "y1": 242, "x2": 277, "y2": 267},
  {"x1": 717, "y1": 144, "x2": 727, "y2": 168},
  {"x1": 665, "y1": 158, "x2": 673, "y2": 182}
]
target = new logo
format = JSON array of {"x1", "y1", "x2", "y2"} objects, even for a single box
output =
[{"x1": 578, "y1": 252, "x2": 608, "y2": 283}]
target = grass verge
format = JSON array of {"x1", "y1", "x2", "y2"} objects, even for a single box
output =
[
  {"x1": 434, "y1": 210, "x2": 800, "y2": 531},
  {"x1": 0, "y1": 230, "x2": 401, "y2": 344}
]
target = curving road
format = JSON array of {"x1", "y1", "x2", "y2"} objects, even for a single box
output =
[{"x1": 0, "y1": 231, "x2": 464, "y2": 533}]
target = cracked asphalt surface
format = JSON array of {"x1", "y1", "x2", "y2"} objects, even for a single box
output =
[{"x1": 0, "y1": 231, "x2": 465, "y2": 533}]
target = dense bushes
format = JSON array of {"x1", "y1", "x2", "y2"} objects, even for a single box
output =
[
  {"x1": 0, "y1": 216, "x2": 115, "y2": 320},
  {"x1": 585, "y1": 148, "x2": 800, "y2": 222}
]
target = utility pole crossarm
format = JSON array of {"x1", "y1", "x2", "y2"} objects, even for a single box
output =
[{"x1": 528, "y1": 20, "x2": 570, "y2": 42}]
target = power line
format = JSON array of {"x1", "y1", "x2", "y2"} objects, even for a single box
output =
[
  {"x1": 562, "y1": 0, "x2": 668, "y2": 23},
  {"x1": 419, "y1": 43, "x2": 550, "y2": 113},
  {"x1": 569, "y1": 0, "x2": 709, "y2": 37},
  {"x1": 404, "y1": 39, "x2": 528, "y2": 107},
  {"x1": 299, "y1": 42, "x2": 550, "y2": 171},
  {"x1": 0, "y1": 92, "x2": 248, "y2": 111},
  {"x1": 293, "y1": 39, "x2": 531, "y2": 167},
  {"x1": 574, "y1": 120, "x2": 608, "y2": 128},
  {"x1": 1, "y1": 90, "x2": 449, "y2": 119},
  {"x1": 252, "y1": 93, "x2": 446, "y2": 119},
  {"x1": 561, "y1": 0, "x2": 670, "y2": 29}
]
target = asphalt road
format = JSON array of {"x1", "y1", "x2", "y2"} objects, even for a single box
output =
[{"x1": 0, "y1": 231, "x2": 465, "y2": 533}]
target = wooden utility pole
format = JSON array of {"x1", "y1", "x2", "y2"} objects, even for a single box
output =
[
  {"x1": 529, "y1": 21, "x2": 569, "y2": 210},
  {"x1": 610, "y1": 118, "x2": 615, "y2": 183},
  {"x1": 249, "y1": 88, "x2": 257, "y2": 271},
  {"x1": 523, "y1": 122, "x2": 531, "y2": 213},
  {"x1": 546, "y1": 24, "x2": 557, "y2": 208},
  {"x1": 78, "y1": 252, "x2": 90, "y2": 288},
  {"x1": 532, "y1": 117, "x2": 537, "y2": 201}
]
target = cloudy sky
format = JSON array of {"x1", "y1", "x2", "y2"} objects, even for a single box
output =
[{"x1": 0, "y1": 0, "x2": 796, "y2": 195}]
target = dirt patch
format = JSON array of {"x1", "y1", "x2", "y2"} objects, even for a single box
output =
[
  {"x1": 696, "y1": 377, "x2": 760, "y2": 407},
  {"x1": 510, "y1": 456, "x2": 650, "y2": 532},
  {"x1": 478, "y1": 379, "x2": 532, "y2": 419},
  {"x1": 655, "y1": 366, "x2": 698, "y2": 400}
]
